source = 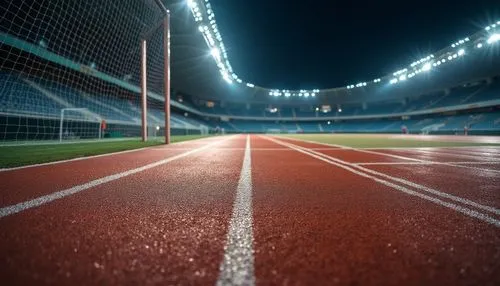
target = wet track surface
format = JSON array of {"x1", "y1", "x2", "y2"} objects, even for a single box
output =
[{"x1": 1, "y1": 135, "x2": 499, "y2": 285}]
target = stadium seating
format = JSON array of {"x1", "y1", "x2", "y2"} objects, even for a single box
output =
[{"x1": 1, "y1": 71, "x2": 499, "y2": 136}]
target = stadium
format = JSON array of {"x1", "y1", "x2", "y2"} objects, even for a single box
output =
[{"x1": 1, "y1": 0, "x2": 500, "y2": 285}]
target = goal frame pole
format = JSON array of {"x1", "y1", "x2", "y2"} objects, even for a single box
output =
[
  {"x1": 140, "y1": 39, "x2": 148, "y2": 142},
  {"x1": 163, "y1": 11, "x2": 171, "y2": 144}
]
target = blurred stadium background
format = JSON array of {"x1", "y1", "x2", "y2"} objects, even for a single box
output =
[{"x1": 1, "y1": 0, "x2": 500, "y2": 145}]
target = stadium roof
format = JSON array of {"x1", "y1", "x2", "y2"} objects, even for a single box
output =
[{"x1": 168, "y1": 0, "x2": 500, "y2": 103}]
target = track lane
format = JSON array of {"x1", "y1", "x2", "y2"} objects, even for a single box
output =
[
  {"x1": 0, "y1": 136, "x2": 230, "y2": 207},
  {"x1": 252, "y1": 135, "x2": 500, "y2": 285},
  {"x1": 0, "y1": 135, "x2": 246, "y2": 285},
  {"x1": 275, "y1": 136, "x2": 500, "y2": 211}
]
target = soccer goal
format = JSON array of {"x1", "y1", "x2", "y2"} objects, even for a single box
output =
[
  {"x1": 0, "y1": 0, "x2": 172, "y2": 145},
  {"x1": 59, "y1": 108, "x2": 103, "y2": 142}
]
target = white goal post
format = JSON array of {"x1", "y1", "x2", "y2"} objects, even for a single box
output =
[{"x1": 59, "y1": 108, "x2": 102, "y2": 142}]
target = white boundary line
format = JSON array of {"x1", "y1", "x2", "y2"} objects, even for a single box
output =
[
  {"x1": 277, "y1": 136, "x2": 500, "y2": 174},
  {"x1": 360, "y1": 145, "x2": 500, "y2": 150},
  {"x1": 355, "y1": 161, "x2": 500, "y2": 166},
  {"x1": 392, "y1": 149, "x2": 500, "y2": 161},
  {"x1": 0, "y1": 135, "x2": 237, "y2": 218},
  {"x1": 0, "y1": 135, "x2": 224, "y2": 172},
  {"x1": 217, "y1": 135, "x2": 255, "y2": 286},
  {"x1": 264, "y1": 136, "x2": 500, "y2": 226}
]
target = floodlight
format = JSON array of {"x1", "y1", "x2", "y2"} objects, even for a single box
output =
[
  {"x1": 477, "y1": 43, "x2": 483, "y2": 48},
  {"x1": 422, "y1": 62, "x2": 432, "y2": 71},
  {"x1": 448, "y1": 56, "x2": 453, "y2": 60},
  {"x1": 223, "y1": 74, "x2": 233, "y2": 84},
  {"x1": 156, "y1": 126, "x2": 160, "y2": 131},
  {"x1": 315, "y1": 107, "x2": 319, "y2": 111},
  {"x1": 399, "y1": 74, "x2": 406, "y2": 81},
  {"x1": 327, "y1": 121, "x2": 331, "y2": 125},
  {"x1": 246, "y1": 83, "x2": 255, "y2": 88},
  {"x1": 390, "y1": 78, "x2": 398, "y2": 84},
  {"x1": 338, "y1": 108, "x2": 342, "y2": 112},
  {"x1": 285, "y1": 92, "x2": 291, "y2": 97},
  {"x1": 311, "y1": 93, "x2": 316, "y2": 97},
  {"x1": 487, "y1": 33, "x2": 500, "y2": 44},
  {"x1": 458, "y1": 49, "x2": 465, "y2": 56},
  {"x1": 211, "y1": 47, "x2": 220, "y2": 59}
]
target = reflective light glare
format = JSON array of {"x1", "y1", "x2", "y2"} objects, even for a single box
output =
[
  {"x1": 422, "y1": 63, "x2": 432, "y2": 71},
  {"x1": 487, "y1": 34, "x2": 500, "y2": 44},
  {"x1": 211, "y1": 47, "x2": 220, "y2": 59}
]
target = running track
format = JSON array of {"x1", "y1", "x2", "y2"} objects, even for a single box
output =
[{"x1": 1, "y1": 134, "x2": 499, "y2": 285}]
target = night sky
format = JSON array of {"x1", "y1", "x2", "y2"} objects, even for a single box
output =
[{"x1": 210, "y1": 0, "x2": 499, "y2": 90}]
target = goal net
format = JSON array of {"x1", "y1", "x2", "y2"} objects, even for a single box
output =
[{"x1": 0, "y1": 0, "x2": 170, "y2": 144}]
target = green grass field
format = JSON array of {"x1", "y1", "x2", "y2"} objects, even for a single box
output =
[
  {"x1": 278, "y1": 134, "x2": 500, "y2": 148},
  {"x1": 0, "y1": 135, "x2": 210, "y2": 168}
]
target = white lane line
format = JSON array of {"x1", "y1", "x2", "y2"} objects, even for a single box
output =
[
  {"x1": 265, "y1": 136, "x2": 500, "y2": 227},
  {"x1": 0, "y1": 135, "x2": 224, "y2": 172},
  {"x1": 217, "y1": 135, "x2": 255, "y2": 286},
  {"x1": 355, "y1": 161, "x2": 500, "y2": 166},
  {"x1": 0, "y1": 136, "x2": 237, "y2": 219},
  {"x1": 396, "y1": 149, "x2": 500, "y2": 161},
  {"x1": 276, "y1": 136, "x2": 500, "y2": 173},
  {"x1": 360, "y1": 146, "x2": 500, "y2": 150}
]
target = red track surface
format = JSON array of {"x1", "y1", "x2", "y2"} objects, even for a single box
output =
[{"x1": 1, "y1": 134, "x2": 499, "y2": 285}]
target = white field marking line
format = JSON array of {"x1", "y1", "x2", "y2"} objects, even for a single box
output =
[
  {"x1": 276, "y1": 136, "x2": 500, "y2": 174},
  {"x1": 0, "y1": 135, "x2": 237, "y2": 219},
  {"x1": 0, "y1": 135, "x2": 227, "y2": 172},
  {"x1": 265, "y1": 136, "x2": 500, "y2": 221},
  {"x1": 400, "y1": 149, "x2": 500, "y2": 161},
  {"x1": 355, "y1": 161, "x2": 500, "y2": 166},
  {"x1": 217, "y1": 135, "x2": 255, "y2": 286},
  {"x1": 360, "y1": 145, "x2": 500, "y2": 150}
]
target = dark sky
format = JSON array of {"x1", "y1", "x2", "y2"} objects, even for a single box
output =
[{"x1": 209, "y1": 0, "x2": 499, "y2": 90}]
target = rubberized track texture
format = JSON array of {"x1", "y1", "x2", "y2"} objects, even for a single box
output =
[{"x1": 0, "y1": 134, "x2": 499, "y2": 285}]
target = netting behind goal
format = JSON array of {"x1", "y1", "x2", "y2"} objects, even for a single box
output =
[{"x1": 0, "y1": 0, "x2": 175, "y2": 143}]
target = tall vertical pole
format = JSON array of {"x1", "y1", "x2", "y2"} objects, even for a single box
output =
[
  {"x1": 164, "y1": 11, "x2": 171, "y2": 144},
  {"x1": 141, "y1": 39, "x2": 148, "y2": 142}
]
